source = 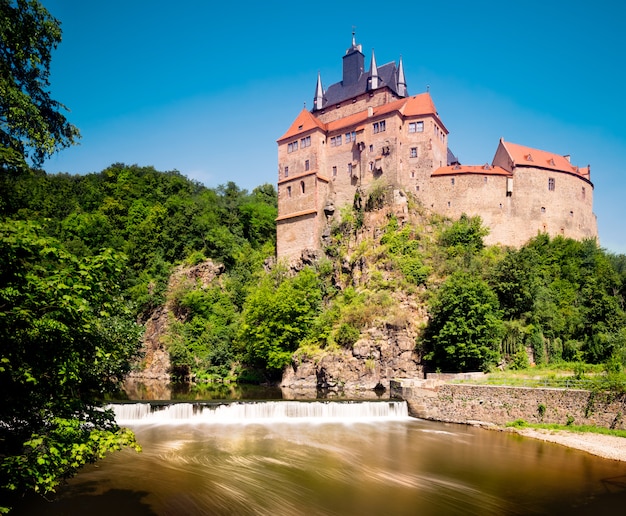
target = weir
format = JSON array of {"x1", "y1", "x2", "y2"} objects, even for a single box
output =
[{"x1": 107, "y1": 400, "x2": 411, "y2": 425}]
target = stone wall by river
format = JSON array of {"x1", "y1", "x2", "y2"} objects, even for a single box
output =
[{"x1": 392, "y1": 379, "x2": 626, "y2": 429}]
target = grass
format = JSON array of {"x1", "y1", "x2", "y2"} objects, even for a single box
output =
[
  {"x1": 506, "y1": 418, "x2": 626, "y2": 439},
  {"x1": 452, "y1": 363, "x2": 626, "y2": 392}
]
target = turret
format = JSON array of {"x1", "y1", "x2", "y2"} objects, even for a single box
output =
[
  {"x1": 368, "y1": 49, "x2": 379, "y2": 90},
  {"x1": 397, "y1": 55, "x2": 407, "y2": 97},
  {"x1": 342, "y1": 30, "x2": 364, "y2": 86},
  {"x1": 313, "y1": 72, "x2": 324, "y2": 111}
]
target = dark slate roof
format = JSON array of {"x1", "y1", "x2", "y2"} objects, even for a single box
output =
[
  {"x1": 318, "y1": 62, "x2": 402, "y2": 109},
  {"x1": 447, "y1": 148, "x2": 460, "y2": 166}
]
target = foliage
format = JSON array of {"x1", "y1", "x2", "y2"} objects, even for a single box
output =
[
  {"x1": 491, "y1": 235, "x2": 626, "y2": 365},
  {"x1": 0, "y1": 221, "x2": 142, "y2": 509},
  {"x1": 166, "y1": 283, "x2": 238, "y2": 380},
  {"x1": 422, "y1": 272, "x2": 503, "y2": 372},
  {"x1": 238, "y1": 266, "x2": 323, "y2": 376},
  {"x1": 439, "y1": 214, "x2": 488, "y2": 255},
  {"x1": 0, "y1": 0, "x2": 80, "y2": 172},
  {"x1": 380, "y1": 217, "x2": 430, "y2": 286}
]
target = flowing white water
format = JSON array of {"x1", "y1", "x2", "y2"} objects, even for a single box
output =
[{"x1": 107, "y1": 400, "x2": 411, "y2": 425}]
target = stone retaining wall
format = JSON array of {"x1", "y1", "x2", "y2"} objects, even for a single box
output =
[{"x1": 391, "y1": 379, "x2": 626, "y2": 429}]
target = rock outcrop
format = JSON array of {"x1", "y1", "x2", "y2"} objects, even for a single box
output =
[
  {"x1": 126, "y1": 259, "x2": 225, "y2": 385},
  {"x1": 282, "y1": 323, "x2": 424, "y2": 392}
]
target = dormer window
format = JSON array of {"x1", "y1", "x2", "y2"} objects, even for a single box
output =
[{"x1": 526, "y1": 153, "x2": 533, "y2": 162}]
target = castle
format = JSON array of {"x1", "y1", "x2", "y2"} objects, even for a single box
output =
[{"x1": 276, "y1": 35, "x2": 597, "y2": 262}]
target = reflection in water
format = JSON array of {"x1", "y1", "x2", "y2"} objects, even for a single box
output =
[{"x1": 14, "y1": 412, "x2": 626, "y2": 515}]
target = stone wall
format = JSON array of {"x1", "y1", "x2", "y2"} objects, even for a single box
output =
[{"x1": 391, "y1": 380, "x2": 626, "y2": 430}]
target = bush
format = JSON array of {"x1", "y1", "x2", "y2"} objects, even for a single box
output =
[{"x1": 335, "y1": 323, "x2": 360, "y2": 347}]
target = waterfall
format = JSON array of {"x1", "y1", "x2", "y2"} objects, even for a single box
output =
[{"x1": 107, "y1": 400, "x2": 411, "y2": 425}]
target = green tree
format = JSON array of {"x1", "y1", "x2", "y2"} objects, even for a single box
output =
[
  {"x1": 238, "y1": 267, "x2": 323, "y2": 377},
  {"x1": 0, "y1": 221, "x2": 142, "y2": 510},
  {"x1": 423, "y1": 272, "x2": 503, "y2": 371},
  {"x1": 0, "y1": 0, "x2": 80, "y2": 172}
]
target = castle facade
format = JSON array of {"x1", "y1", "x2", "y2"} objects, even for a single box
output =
[{"x1": 276, "y1": 36, "x2": 597, "y2": 262}]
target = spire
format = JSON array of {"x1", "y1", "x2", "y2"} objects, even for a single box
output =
[
  {"x1": 313, "y1": 71, "x2": 324, "y2": 111},
  {"x1": 368, "y1": 49, "x2": 379, "y2": 90},
  {"x1": 397, "y1": 55, "x2": 407, "y2": 97}
]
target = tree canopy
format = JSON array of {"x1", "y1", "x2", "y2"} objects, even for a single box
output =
[
  {"x1": 0, "y1": 221, "x2": 142, "y2": 509},
  {"x1": 0, "y1": 0, "x2": 80, "y2": 171}
]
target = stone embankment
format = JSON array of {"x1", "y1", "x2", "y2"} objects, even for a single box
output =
[
  {"x1": 391, "y1": 378, "x2": 626, "y2": 429},
  {"x1": 391, "y1": 377, "x2": 626, "y2": 461}
]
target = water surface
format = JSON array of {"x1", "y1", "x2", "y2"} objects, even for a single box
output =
[{"x1": 14, "y1": 400, "x2": 626, "y2": 515}]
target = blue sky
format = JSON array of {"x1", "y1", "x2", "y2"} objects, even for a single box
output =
[{"x1": 41, "y1": 0, "x2": 625, "y2": 254}]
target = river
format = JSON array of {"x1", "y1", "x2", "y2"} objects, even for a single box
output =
[{"x1": 13, "y1": 397, "x2": 626, "y2": 515}]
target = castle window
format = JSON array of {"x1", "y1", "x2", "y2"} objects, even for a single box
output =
[
  {"x1": 345, "y1": 131, "x2": 356, "y2": 143},
  {"x1": 369, "y1": 144, "x2": 374, "y2": 152},
  {"x1": 548, "y1": 177, "x2": 555, "y2": 191},
  {"x1": 451, "y1": 178, "x2": 455, "y2": 186},
  {"x1": 484, "y1": 176, "x2": 488, "y2": 183},
  {"x1": 300, "y1": 135, "x2": 311, "y2": 148},
  {"x1": 330, "y1": 135, "x2": 342, "y2": 147},
  {"x1": 369, "y1": 162, "x2": 374, "y2": 171},
  {"x1": 582, "y1": 186, "x2": 586, "y2": 199},
  {"x1": 410, "y1": 147, "x2": 418, "y2": 158},
  {"x1": 305, "y1": 160, "x2": 310, "y2": 171},
  {"x1": 348, "y1": 163, "x2": 353, "y2": 175},
  {"x1": 541, "y1": 207, "x2": 546, "y2": 213},
  {"x1": 287, "y1": 141, "x2": 298, "y2": 153},
  {"x1": 447, "y1": 201, "x2": 451, "y2": 207},
  {"x1": 570, "y1": 211, "x2": 574, "y2": 217},
  {"x1": 408, "y1": 121, "x2": 424, "y2": 133},
  {"x1": 415, "y1": 185, "x2": 420, "y2": 192},
  {"x1": 287, "y1": 186, "x2": 292, "y2": 198},
  {"x1": 332, "y1": 166, "x2": 337, "y2": 177},
  {"x1": 284, "y1": 166, "x2": 289, "y2": 178},
  {"x1": 300, "y1": 181, "x2": 305, "y2": 194},
  {"x1": 411, "y1": 171, "x2": 415, "y2": 178},
  {"x1": 373, "y1": 121, "x2": 386, "y2": 133}
]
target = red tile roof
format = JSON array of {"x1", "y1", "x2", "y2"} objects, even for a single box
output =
[
  {"x1": 278, "y1": 93, "x2": 444, "y2": 142},
  {"x1": 432, "y1": 164, "x2": 511, "y2": 177},
  {"x1": 277, "y1": 109, "x2": 326, "y2": 142},
  {"x1": 503, "y1": 140, "x2": 589, "y2": 178}
]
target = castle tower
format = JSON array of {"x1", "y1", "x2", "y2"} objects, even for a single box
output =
[{"x1": 277, "y1": 37, "x2": 447, "y2": 263}]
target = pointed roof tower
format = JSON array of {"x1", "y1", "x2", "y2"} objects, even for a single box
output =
[
  {"x1": 313, "y1": 71, "x2": 324, "y2": 110},
  {"x1": 342, "y1": 29, "x2": 364, "y2": 87},
  {"x1": 368, "y1": 49, "x2": 379, "y2": 90},
  {"x1": 397, "y1": 55, "x2": 407, "y2": 97}
]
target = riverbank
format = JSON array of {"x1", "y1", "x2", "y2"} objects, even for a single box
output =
[{"x1": 508, "y1": 427, "x2": 626, "y2": 462}]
